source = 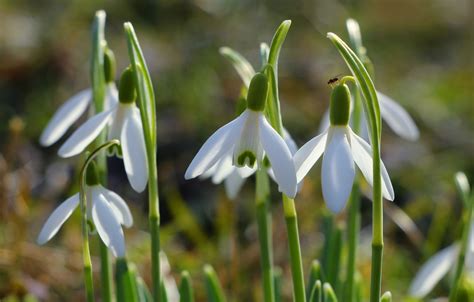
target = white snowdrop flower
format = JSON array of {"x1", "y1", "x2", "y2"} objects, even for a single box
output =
[
  {"x1": 185, "y1": 72, "x2": 298, "y2": 198},
  {"x1": 57, "y1": 67, "x2": 148, "y2": 193},
  {"x1": 39, "y1": 49, "x2": 119, "y2": 146},
  {"x1": 409, "y1": 221, "x2": 474, "y2": 298},
  {"x1": 318, "y1": 91, "x2": 419, "y2": 141},
  {"x1": 294, "y1": 83, "x2": 394, "y2": 213},
  {"x1": 37, "y1": 163, "x2": 133, "y2": 258}
]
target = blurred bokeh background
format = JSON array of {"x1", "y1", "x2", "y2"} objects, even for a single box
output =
[{"x1": 0, "y1": 0, "x2": 473, "y2": 301}]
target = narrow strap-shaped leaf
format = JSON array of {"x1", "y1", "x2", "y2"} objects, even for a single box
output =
[
  {"x1": 307, "y1": 260, "x2": 325, "y2": 297},
  {"x1": 268, "y1": 20, "x2": 291, "y2": 74},
  {"x1": 179, "y1": 271, "x2": 195, "y2": 302},
  {"x1": 273, "y1": 267, "x2": 283, "y2": 302},
  {"x1": 323, "y1": 283, "x2": 338, "y2": 302},
  {"x1": 309, "y1": 280, "x2": 322, "y2": 302},
  {"x1": 219, "y1": 47, "x2": 255, "y2": 87},
  {"x1": 136, "y1": 275, "x2": 153, "y2": 302},
  {"x1": 91, "y1": 11, "x2": 106, "y2": 113},
  {"x1": 160, "y1": 280, "x2": 169, "y2": 302},
  {"x1": 204, "y1": 265, "x2": 226, "y2": 302},
  {"x1": 115, "y1": 258, "x2": 139, "y2": 302}
]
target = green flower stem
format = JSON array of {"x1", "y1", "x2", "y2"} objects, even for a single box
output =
[
  {"x1": 449, "y1": 194, "x2": 473, "y2": 301},
  {"x1": 256, "y1": 168, "x2": 275, "y2": 302},
  {"x1": 283, "y1": 195, "x2": 306, "y2": 302},
  {"x1": 123, "y1": 23, "x2": 161, "y2": 302},
  {"x1": 327, "y1": 33, "x2": 383, "y2": 302},
  {"x1": 344, "y1": 183, "x2": 361, "y2": 302},
  {"x1": 99, "y1": 241, "x2": 113, "y2": 301}
]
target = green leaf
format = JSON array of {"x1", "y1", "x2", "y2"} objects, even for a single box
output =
[
  {"x1": 179, "y1": 270, "x2": 195, "y2": 302},
  {"x1": 160, "y1": 280, "x2": 169, "y2": 302},
  {"x1": 323, "y1": 283, "x2": 338, "y2": 302},
  {"x1": 115, "y1": 258, "x2": 139, "y2": 302},
  {"x1": 273, "y1": 267, "x2": 283, "y2": 302},
  {"x1": 455, "y1": 171, "x2": 471, "y2": 207},
  {"x1": 204, "y1": 265, "x2": 226, "y2": 302},
  {"x1": 307, "y1": 260, "x2": 325, "y2": 297},
  {"x1": 90, "y1": 10, "x2": 106, "y2": 113},
  {"x1": 123, "y1": 22, "x2": 157, "y2": 149},
  {"x1": 136, "y1": 275, "x2": 153, "y2": 302},
  {"x1": 309, "y1": 280, "x2": 322, "y2": 302},
  {"x1": 268, "y1": 20, "x2": 291, "y2": 73},
  {"x1": 219, "y1": 47, "x2": 255, "y2": 87}
]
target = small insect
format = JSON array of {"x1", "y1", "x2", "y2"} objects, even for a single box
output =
[{"x1": 327, "y1": 75, "x2": 341, "y2": 85}]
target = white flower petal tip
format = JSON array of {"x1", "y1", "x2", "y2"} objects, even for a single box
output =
[
  {"x1": 322, "y1": 128, "x2": 355, "y2": 213},
  {"x1": 185, "y1": 111, "x2": 246, "y2": 180},
  {"x1": 39, "y1": 89, "x2": 91, "y2": 147},
  {"x1": 294, "y1": 130, "x2": 328, "y2": 183},
  {"x1": 377, "y1": 91, "x2": 419, "y2": 141},
  {"x1": 100, "y1": 188, "x2": 134, "y2": 228},
  {"x1": 122, "y1": 109, "x2": 149, "y2": 193},
  {"x1": 58, "y1": 109, "x2": 115, "y2": 158},
  {"x1": 408, "y1": 244, "x2": 459, "y2": 298},
  {"x1": 224, "y1": 170, "x2": 247, "y2": 200},
  {"x1": 259, "y1": 116, "x2": 298, "y2": 198},
  {"x1": 37, "y1": 193, "x2": 80, "y2": 245},
  {"x1": 92, "y1": 194, "x2": 126, "y2": 258}
]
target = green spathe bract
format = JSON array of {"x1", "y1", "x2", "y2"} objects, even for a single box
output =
[
  {"x1": 247, "y1": 72, "x2": 269, "y2": 112},
  {"x1": 329, "y1": 83, "x2": 351, "y2": 126},
  {"x1": 119, "y1": 67, "x2": 137, "y2": 104}
]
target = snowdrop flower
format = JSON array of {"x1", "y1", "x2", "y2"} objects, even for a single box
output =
[
  {"x1": 409, "y1": 221, "x2": 474, "y2": 298},
  {"x1": 294, "y1": 83, "x2": 394, "y2": 213},
  {"x1": 37, "y1": 163, "x2": 133, "y2": 258},
  {"x1": 57, "y1": 67, "x2": 148, "y2": 192},
  {"x1": 185, "y1": 72, "x2": 298, "y2": 198},
  {"x1": 40, "y1": 48, "x2": 119, "y2": 146}
]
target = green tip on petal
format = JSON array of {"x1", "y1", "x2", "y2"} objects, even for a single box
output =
[
  {"x1": 329, "y1": 83, "x2": 351, "y2": 126},
  {"x1": 104, "y1": 47, "x2": 116, "y2": 83},
  {"x1": 85, "y1": 160, "x2": 100, "y2": 186},
  {"x1": 246, "y1": 72, "x2": 268, "y2": 112},
  {"x1": 237, "y1": 151, "x2": 256, "y2": 167},
  {"x1": 119, "y1": 66, "x2": 137, "y2": 104}
]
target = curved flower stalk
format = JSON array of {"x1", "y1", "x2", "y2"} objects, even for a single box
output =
[
  {"x1": 37, "y1": 161, "x2": 133, "y2": 258},
  {"x1": 39, "y1": 48, "x2": 119, "y2": 147},
  {"x1": 319, "y1": 18, "x2": 419, "y2": 141},
  {"x1": 58, "y1": 67, "x2": 148, "y2": 193},
  {"x1": 294, "y1": 83, "x2": 394, "y2": 213},
  {"x1": 185, "y1": 72, "x2": 298, "y2": 198}
]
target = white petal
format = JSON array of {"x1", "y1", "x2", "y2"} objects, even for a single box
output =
[
  {"x1": 409, "y1": 244, "x2": 459, "y2": 298},
  {"x1": 224, "y1": 170, "x2": 247, "y2": 200},
  {"x1": 37, "y1": 193, "x2": 80, "y2": 244},
  {"x1": 258, "y1": 115, "x2": 297, "y2": 198},
  {"x1": 199, "y1": 162, "x2": 218, "y2": 180},
  {"x1": 105, "y1": 83, "x2": 119, "y2": 111},
  {"x1": 211, "y1": 154, "x2": 235, "y2": 184},
  {"x1": 108, "y1": 103, "x2": 130, "y2": 141},
  {"x1": 58, "y1": 108, "x2": 115, "y2": 157},
  {"x1": 234, "y1": 110, "x2": 262, "y2": 168},
  {"x1": 121, "y1": 107, "x2": 149, "y2": 192},
  {"x1": 92, "y1": 194, "x2": 126, "y2": 258},
  {"x1": 318, "y1": 110, "x2": 330, "y2": 134},
  {"x1": 236, "y1": 165, "x2": 256, "y2": 178},
  {"x1": 350, "y1": 129, "x2": 395, "y2": 201},
  {"x1": 40, "y1": 89, "x2": 91, "y2": 146},
  {"x1": 99, "y1": 187, "x2": 133, "y2": 228},
  {"x1": 185, "y1": 111, "x2": 247, "y2": 179},
  {"x1": 378, "y1": 91, "x2": 419, "y2": 141},
  {"x1": 282, "y1": 127, "x2": 298, "y2": 155},
  {"x1": 321, "y1": 127, "x2": 355, "y2": 213},
  {"x1": 293, "y1": 130, "x2": 328, "y2": 183}
]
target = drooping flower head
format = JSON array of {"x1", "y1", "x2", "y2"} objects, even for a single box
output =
[
  {"x1": 185, "y1": 72, "x2": 298, "y2": 198},
  {"x1": 294, "y1": 82, "x2": 394, "y2": 213},
  {"x1": 40, "y1": 48, "x2": 119, "y2": 147},
  {"x1": 37, "y1": 161, "x2": 132, "y2": 258},
  {"x1": 57, "y1": 67, "x2": 148, "y2": 192}
]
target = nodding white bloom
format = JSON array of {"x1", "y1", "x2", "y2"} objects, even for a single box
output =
[
  {"x1": 185, "y1": 73, "x2": 298, "y2": 198},
  {"x1": 57, "y1": 68, "x2": 148, "y2": 193},
  {"x1": 409, "y1": 221, "x2": 474, "y2": 298},
  {"x1": 40, "y1": 49, "x2": 119, "y2": 147},
  {"x1": 37, "y1": 165, "x2": 133, "y2": 258},
  {"x1": 294, "y1": 83, "x2": 394, "y2": 213},
  {"x1": 201, "y1": 128, "x2": 299, "y2": 200},
  {"x1": 318, "y1": 91, "x2": 419, "y2": 141}
]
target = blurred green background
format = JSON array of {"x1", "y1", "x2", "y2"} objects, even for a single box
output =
[{"x1": 0, "y1": 0, "x2": 473, "y2": 301}]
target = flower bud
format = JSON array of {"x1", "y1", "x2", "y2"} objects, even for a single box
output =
[
  {"x1": 329, "y1": 83, "x2": 351, "y2": 126},
  {"x1": 119, "y1": 66, "x2": 137, "y2": 104},
  {"x1": 86, "y1": 161, "x2": 100, "y2": 186},
  {"x1": 246, "y1": 72, "x2": 268, "y2": 112},
  {"x1": 104, "y1": 48, "x2": 116, "y2": 83}
]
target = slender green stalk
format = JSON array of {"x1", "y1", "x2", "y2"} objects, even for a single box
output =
[
  {"x1": 124, "y1": 23, "x2": 161, "y2": 301},
  {"x1": 344, "y1": 186, "x2": 360, "y2": 302},
  {"x1": 283, "y1": 195, "x2": 306, "y2": 302},
  {"x1": 99, "y1": 241, "x2": 113, "y2": 301},
  {"x1": 449, "y1": 196, "x2": 473, "y2": 301},
  {"x1": 255, "y1": 168, "x2": 275, "y2": 302}
]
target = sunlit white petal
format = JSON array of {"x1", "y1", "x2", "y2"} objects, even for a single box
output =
[
  {"x1": 322, "y1": 127, "x2": 355, "y2": 213},
  {"x1": 37, "y1": 193, "x2": 80, "y2": 244},
  {"x1": 350, "y1": 129, "x2": 395, "y2": 201},
  {"x1": 211, "y1": 154, "x2": 234, "y2": 184},
  {"x1": 224, "y1": 170, "x2": 247, "y2": 200},
  {"x1": 185, "y1": 111, "x2": 247, "y2": 179},
  {"x1": 378, "y1": 91, "x2": 419, "y2": 141},
  {"x1": 318, "y1": 110, "x2": 330, "y2": 134},
  {"x1": 259, "y1": 114, "x2": 297, "y2": 198},
  {"x1": 58, "y1": 108, "x2": 115, "y2": 157},
  {"x1": 294, "y1": 129, "x2": 328, "y2": 183},
  {"x1": 409, "y1": 244, "x2": 459, "y2": 298},
  {"x1": 99, "y1": 187, "x2": 133, "y2": 228},
  {"x1": 234, "y1": 110, "x2": 262, "y2": 167},
  {"x1": 105, "y1": 83, "x2": 119, "y2": 111},
  {"x1": 122, "y1": 107, "x2": 149, "y2": 192},
  {"x1": 282, "y1": 127, "x2": 298, "y2": 155},
  {"x1": 92, "y1": 194, "x2": 126, "y2": 258},
  {"x1": 40, "y1": 89, "x2": 91, "y2": 146}
]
